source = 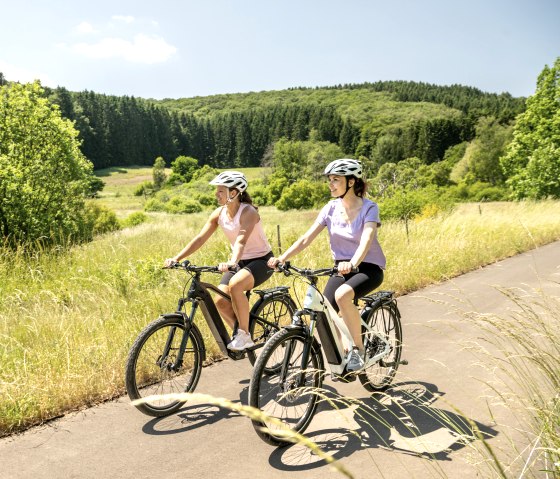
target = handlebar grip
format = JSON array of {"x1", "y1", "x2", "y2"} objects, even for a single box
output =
[{"x1": 333, "y1": 266, "x2": 359, "y2": 274}]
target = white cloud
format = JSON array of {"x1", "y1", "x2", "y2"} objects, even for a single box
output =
[
  {"x1": 73, "y1": 21, "x2": 97, "y2": 34},
  {"x1": 111, "y1": 15, "x2": 135, "y2": 24},
  {"x1": 72, "y1": 34, "x2": 177, "y2": 64},
  {"x1": 0, "y1": 61, "x2": 53, "y2": 85}
]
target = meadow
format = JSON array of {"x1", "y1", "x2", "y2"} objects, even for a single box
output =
[{"x1": 1, "y1": 167, "x2": 559, "y2": 449}]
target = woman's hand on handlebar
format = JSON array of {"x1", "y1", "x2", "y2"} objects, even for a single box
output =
[
  {"x1": 267, "y1": 256, "x2": 284, "y2": 270},
  {"x1": 218, "y1": 261, "x2": 238, "y2": 273},
  {"x1": 337, "y1": 261, "x2": 355, "y2": 275},
  {"x1": 164, "y1": 257, "x2": 179, "y2": 268}
]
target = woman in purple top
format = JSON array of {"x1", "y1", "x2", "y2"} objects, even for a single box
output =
[{"x1": 268, "y1": 159, "x2": 385, "y2": 372}]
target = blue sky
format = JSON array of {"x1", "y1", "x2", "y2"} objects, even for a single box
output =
[{"x1": 1, "y1": 0, "x2": 558, "y2": 100}]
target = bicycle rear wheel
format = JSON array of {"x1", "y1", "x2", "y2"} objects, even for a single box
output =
[
  {"x1": 358, "y1": 303, "x2": 402, "y2": 391},
  {"x1": 125, "y1": 315, "x2": 205, "y2": 417},
  {"x1": 249, "y1": 327, "x2": 324, "y2": 446},
  {"x1": 247, "y1": 294, "x2": 297, "y2": 366}
]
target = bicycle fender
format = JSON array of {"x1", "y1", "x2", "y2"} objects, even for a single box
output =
[{"x1": 161, "y1": 312, "x2": 188, "y2": 322}]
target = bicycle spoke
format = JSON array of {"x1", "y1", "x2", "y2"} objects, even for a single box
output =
[{"x1": 126, "y1": 317, "x2": 203, "y2": 416}]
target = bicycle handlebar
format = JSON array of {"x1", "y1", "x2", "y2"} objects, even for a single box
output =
[
  {"x1": 164, "y1": 260, "x2": 235, "y2": 274},
  {"x1": 277, "y1": 262, "x2": 357, "y2": 277}
]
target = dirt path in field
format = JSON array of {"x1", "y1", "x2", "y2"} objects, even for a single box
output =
[{"x1": 2, "y1": 241, "x2": 559, "y2": 479}]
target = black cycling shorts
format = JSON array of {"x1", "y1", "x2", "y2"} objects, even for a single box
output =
[
  {"x1": 219, "y1": 251, "x2": 274, "y2": 288},
  {"x1": 323, "y1": 261, "x2": 384, "y2": 313}
]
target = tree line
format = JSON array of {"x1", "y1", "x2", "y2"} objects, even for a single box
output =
[
  {"x1": 42, "y1": 81, "x2": 526, "y2": 171},
  {"x1": 293, "y1": 80, "x2": 525, "y2": 122}
]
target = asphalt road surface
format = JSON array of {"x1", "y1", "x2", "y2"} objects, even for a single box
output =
[{"x1": 2, "y1": 241, "x2": 559, "y2": 479}]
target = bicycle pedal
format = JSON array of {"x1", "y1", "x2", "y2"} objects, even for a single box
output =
[{"x1": 228, "y1": 350, "x2": 246, "y2": 360}]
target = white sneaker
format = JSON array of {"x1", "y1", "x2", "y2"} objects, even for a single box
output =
[
  {"x1": 227, "y1": 330, "x2": 255, "y2": 351},
  {"x1": 346, "y1": 348, "x2": 365, "y2": 372}
]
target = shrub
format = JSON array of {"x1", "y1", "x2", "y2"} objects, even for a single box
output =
[
  {"x1": 379, "y1": 186, "x2": 455, "y2": 222},
  {"x1": 121, "y1": 212, "x2": 148, "y2": 228},
  {"x1": 81, "y1": 203, "x2": 120, "y2": 238},
  {"x1": 250, "y1": 185, "x2": 269, "y2": 207},
  {"x1": 468, "y1": 183, "x2": 509, "y2": 202},
  {"x1": 276, "y1": 180, "x2": 329, "y2": 210},
  {"x1": 134, "y1": 181, "x2": 154, "y2": 197},
  {"x1": 193, "y1": 193, "x2": 215, "y2": 207},
  {"x1": 144, "y1": 198, "x2": 166, "y2": 212},
  {"x1": 164, "y1": 197, "x2": 203, "y2": 214},
  {"x1": 267, "y1": 177, "x2": 289, "y2": 204},
  {"x1": 170, "y1": 156, "x2": 198, "y2": 184},
  {"x1": 192, "y1": 165, "x2": 219, "y2": 182}
]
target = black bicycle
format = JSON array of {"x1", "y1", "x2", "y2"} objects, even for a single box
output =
[
  {"x1": 125, "y1": 260, "x2": 296, "y2": 417},
  {"x1": 249, "y1": 263, "x2": 406, "y2": 446}
]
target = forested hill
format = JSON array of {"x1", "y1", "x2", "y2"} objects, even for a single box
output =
[
  {"x1": 44, "y1": 81, "x2": 526, "y2": 170},
  {"x1": 158, "y1": 81, "x2": 524, "y2": 123}
]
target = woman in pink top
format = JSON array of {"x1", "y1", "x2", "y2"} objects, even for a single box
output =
[
  {"x1": 164, "y1": 171, "x2": 273, "y2": 351},
  {"x1": 268, "y1": 159, "x2": 385, "y2": 372}
]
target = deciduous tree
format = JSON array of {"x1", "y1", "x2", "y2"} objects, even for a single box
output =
[
  {"x1": 501, "y1": 58, "x2": 560, "y2": 198},
  {"x1": 0, "y1": 82, "x2": 94, "y2": 246}
]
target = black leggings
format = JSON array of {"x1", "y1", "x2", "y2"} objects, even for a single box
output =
[
  {"x1": 219, "y1": 251, "x2": 274, "y2": 287},
  {"x1": 323, "y1": 261, "x2": 384, "y2": 313}
]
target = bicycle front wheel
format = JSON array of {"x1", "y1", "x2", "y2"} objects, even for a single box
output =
[
  {"x1": 249, "y1": 327, "x2": 324, "y2": 446},
  {"x1": 247, "y1": 294, "x2": 297, "y2": 367},
  {"x1": 358, "y1": 303, "x2": 402, "y2": 391},
  {"x1": 125, "y1": 315, "x2": 205, "y2": 417}
]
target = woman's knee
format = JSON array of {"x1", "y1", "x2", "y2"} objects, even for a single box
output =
[
  {"x1": 228, "y1": 279, "x2": 247, "y2": 297},
  {"x1": 334, "y1": 285, "x2": 355, "y2": 306},
  {"x1": 229, "y1": 272, "x2": 253, "y2": 296},
  {"x1": 215, "y1": 286, "x2": 230, "y2": 308}
]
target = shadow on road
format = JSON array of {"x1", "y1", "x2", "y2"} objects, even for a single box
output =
[
  {"x1": 140, "y1": 382, "x2": 251, "y2": 436},
  {"x1": 141, "y1": 403, "x2": 236, "y2": 436},
  {"x1": 137, "y1": 379, "x2": 497, "y2": 474},
  {"x1": 268, "y1": 381, "x2": 497, "y2": 472}
]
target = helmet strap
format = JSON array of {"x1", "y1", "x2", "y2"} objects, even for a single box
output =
[
  {"x1": 226, "y1": 189, "x2": 239, "y2": 203},
  {"x1": 336, "y1": 177, "x2": 353, "y2": 199}
]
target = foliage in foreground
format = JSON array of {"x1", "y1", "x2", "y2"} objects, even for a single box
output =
[{"x1": 464, "y1": 288, "x2": 560, "y2": 476}]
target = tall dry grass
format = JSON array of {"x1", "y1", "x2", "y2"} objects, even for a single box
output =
[
  {"x1": 1, "y1": 200, "x2": 559, "y2": 436},
  {"x1": 461, "y1": 287, "x2": 560, "y2": 477}
]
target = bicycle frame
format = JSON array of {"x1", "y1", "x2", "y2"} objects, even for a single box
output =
[
  {"x1": 175, "y1": 264, "x2": 290, "y2": 359},
  {"x1": 288, "y1": 266, "x2": 392, "y2": 376}
]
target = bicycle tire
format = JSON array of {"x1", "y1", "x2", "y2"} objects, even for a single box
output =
[
  {"x1": 247, "y1": 294, "x2": 297, "y2": 367},
  {"x1": 358, "y1": 302, "x2": 402, "y2": 391},
  {"x1": 125, "y1": 315, "x2": 205, "y2": 417},
  {"x1": 249, "y1": 327, "x2": 324, "y2": 447}
]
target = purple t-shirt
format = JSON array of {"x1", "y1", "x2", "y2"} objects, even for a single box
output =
[{"x1": 316, "y1": 198, "x2": 386, "y2": 269}]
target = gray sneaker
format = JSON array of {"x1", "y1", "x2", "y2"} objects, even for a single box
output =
[{"x1": 346, "y1": 348, "x2": 365, "y2": 372}]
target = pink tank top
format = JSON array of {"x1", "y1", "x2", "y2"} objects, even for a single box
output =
[{"x1": 218, "y1": 203, "x2": 272, "y2": 259}]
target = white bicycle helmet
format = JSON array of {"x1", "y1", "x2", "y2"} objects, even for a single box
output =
[
  {"x1": 323, "y1": 159, "x2": 363, "y2": 179},
  {"x1": 209, "y1": 171, "x2": 248, "y2": 193}
]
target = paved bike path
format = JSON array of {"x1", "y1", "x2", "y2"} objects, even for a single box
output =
[{"x1": 2, "y1": 241, "x2": 560, "y2": 479}]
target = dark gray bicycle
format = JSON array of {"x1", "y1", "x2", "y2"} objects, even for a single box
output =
[{"x1": 125, "y1": 260, "x2": 296, "y2": 417}]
